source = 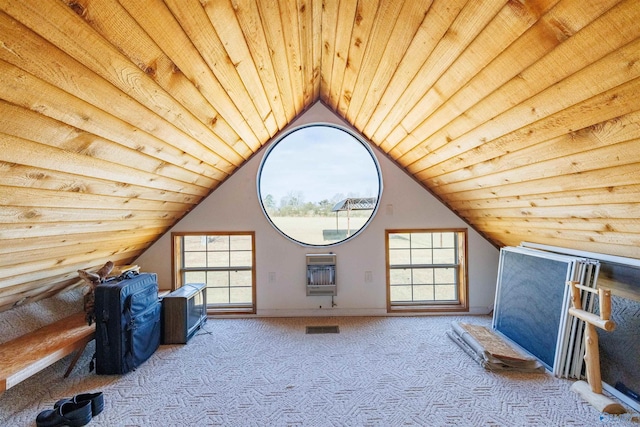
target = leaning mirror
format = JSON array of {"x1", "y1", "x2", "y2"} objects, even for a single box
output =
[{"x1": 257, "y1": 124, "x2": 383, "y2": 246}]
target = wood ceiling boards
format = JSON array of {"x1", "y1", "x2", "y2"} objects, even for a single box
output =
[{"x1": 1, "y1": 0, "x2": 639, "y2": 310}]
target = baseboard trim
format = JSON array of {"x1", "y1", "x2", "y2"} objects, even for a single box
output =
[
  {"x1": 256, "y1": 308, "x2": 388, "y2": 317},
  {"x1": 210, "y1": 306, "x2": 493, "y2": 318}
]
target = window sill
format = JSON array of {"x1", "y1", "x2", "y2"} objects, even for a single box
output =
[
  {"x1": 388, "y1": 304, "x2": 469, "y2": 314},
  {"x1": 207, "y1": 306, "x2": 256, "y2": 315}
]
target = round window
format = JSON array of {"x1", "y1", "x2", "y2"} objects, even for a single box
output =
[{"x1": 257, "y1": 124, "x2": 383, "y2": 246}]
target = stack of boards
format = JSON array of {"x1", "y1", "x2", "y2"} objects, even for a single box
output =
[{"x1": 448, "y1": 322, "x2": 544, "y2": 373}]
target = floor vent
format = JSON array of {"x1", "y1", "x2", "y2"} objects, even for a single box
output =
[{"x1": 306, "y1": 326, "x2": 339, "y2": 334}]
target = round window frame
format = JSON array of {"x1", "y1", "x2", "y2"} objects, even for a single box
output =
[{"x1": 256, "y1": 122, "x2": 383, "y2": 247}]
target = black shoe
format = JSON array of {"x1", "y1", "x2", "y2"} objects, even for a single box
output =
[
  {"x1": 36, "y1": 400, "x2": 92, "y2": 427},
  {"x1": 54, "y1": 391, "x2": 104, "y2": 416}
]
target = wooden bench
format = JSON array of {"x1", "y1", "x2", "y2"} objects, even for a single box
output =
[{"x1": 0, "y1": 312, "x2": 95, "y2": 393}]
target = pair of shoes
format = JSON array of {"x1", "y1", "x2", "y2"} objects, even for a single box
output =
[
  {"x1": 55, "y1": 392, "x2": 104, "y2": 417},
  {"x1": 36, "y1": 392, "x2": 104, "y2": 427},
  {"x1": 36, "y1": 401, "x2": 92, "y2": 427}
]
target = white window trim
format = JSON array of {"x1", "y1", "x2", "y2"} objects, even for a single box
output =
[
  {"x1": 386, "y1": 229, "x2": 469, "y2": 313},
  {"x1": 172, "y1": 231, "x2": 256, "y2": 315}
]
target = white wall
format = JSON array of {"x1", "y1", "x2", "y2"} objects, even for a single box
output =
[{"x1": 135, "y1": 103, "x2": 499, "y2": 316}]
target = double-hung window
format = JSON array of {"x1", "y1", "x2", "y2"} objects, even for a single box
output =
[
  {"x1": 386, "y1": 229, "x2": 468, "y2": 313},
  {"x1": 172, "y1": 232, "x2": 255, "y2": 315}
]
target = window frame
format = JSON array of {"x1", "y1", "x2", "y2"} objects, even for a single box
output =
[
  {"x1": 256, "y1": 122, "x2": 383, "y2": 247},
  {"x1": 172, "y1": 231, "x2": 256, "y2": 315},
  {"x1": 385, "y1": 228, "x2": 468, "y2": 313}
]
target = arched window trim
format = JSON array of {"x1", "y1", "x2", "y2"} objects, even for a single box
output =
[{"x1": 256, "y1": 122, "x2": 383, "y2": 247}]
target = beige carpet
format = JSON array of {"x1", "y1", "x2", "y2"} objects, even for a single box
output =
[{"x1": 1, "y1": 293, "x2": 638, "y2": 426}]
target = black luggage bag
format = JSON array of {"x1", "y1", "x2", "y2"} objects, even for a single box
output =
[{"x1": 94, "y1": 272, "x2": 161, "y2": 375}]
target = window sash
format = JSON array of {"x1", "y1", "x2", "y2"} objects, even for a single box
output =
[
  {"x1": 386, "y1": 229, "x2": 467, "y2": 312},
  {"x1": 181, "y1": 266, "x2": 253, "y2": 272},
  {"x1": 174, "y1": 232, "x2": 255, "y2": 314},
  {"x1": 389, "y1": 265, "x2": 459, "y2": 302}
]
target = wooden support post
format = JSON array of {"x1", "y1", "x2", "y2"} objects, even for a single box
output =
[
  {"x1": 571, "y1": 381, "x2": 627, "y2": 414},
  {"x1": 568, "y1": 308, "x2": 615, "y2": 331},
  {"x1": 583, "y1": 322, "x2": 602, "y2": 394},
  {"x1": 569, "y1": 280, "x2": 582, "y2": 309},
  {"x1": 566, "y1": 281, "x2": 626, "y2": 414},
  {"x1": 599, "y1": 288, "x2": 611, "y2": 320}
]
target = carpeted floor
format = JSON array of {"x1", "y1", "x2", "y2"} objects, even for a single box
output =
[{"x1": 0, "y1": 293, "x2": 638, "y2": 426}]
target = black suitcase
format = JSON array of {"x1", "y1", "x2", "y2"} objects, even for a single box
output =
[{"x1": 94, "y1": 272, "x2": 161, "y2": 374}]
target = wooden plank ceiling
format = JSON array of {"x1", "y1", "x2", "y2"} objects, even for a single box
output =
[{"x1": 1, "y1": 0, "x2": 639, "y2": 311}]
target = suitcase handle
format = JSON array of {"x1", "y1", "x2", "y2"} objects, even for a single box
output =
[
  {"x1": 124, "y1": 297, "x2": 134, "y2": 371},
  {"x1": 99, "y1": 309, "x2": 110, "y2": 349}
]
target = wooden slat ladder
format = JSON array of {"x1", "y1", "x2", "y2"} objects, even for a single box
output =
[
  {"x1": 0, "y1": 312, "x2": 95, "y2": 393},
  {"x1": 567, "y1": 281, "x2": 626, "y2": 414}
]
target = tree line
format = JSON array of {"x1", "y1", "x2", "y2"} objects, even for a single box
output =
[{"x1": 261, "y1": 192, "x2": 370, "y2": 217}]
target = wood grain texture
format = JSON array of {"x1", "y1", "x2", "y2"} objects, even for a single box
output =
[
  {"x1": 0, "y1": 0, "x2": 639, "y2": 309},
  {"x1": 0, "y1": 312, "x2": 94, "y2": 392}
]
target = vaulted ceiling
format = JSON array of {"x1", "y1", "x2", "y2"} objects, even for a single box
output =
[{"x1": 1, "y1": 0, "x2": 639, "y2": 311}]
